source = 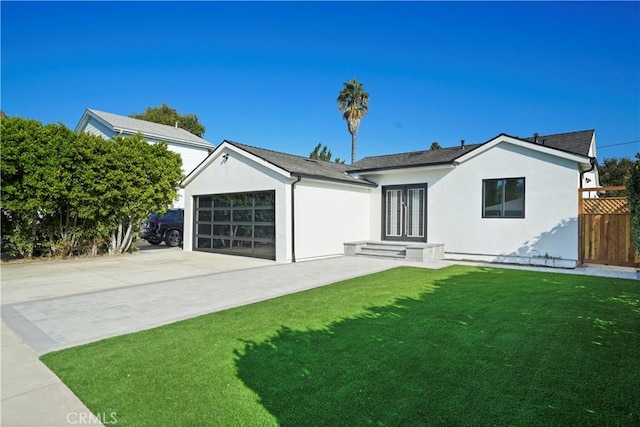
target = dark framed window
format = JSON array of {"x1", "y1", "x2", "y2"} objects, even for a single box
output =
[{"x1": 482, "y1": 178, "x2": 525, "y2": 218}]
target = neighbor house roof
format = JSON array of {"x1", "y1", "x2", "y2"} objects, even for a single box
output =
[
  {"x1": 353, "y1": 130, "x2": 595, "y2": 172},
  {"x1": 76, "y1": 109, "x2": 213, "y2": 149},
  {"x1": 225, "y1": 141, "x2": 377, "y2": 187}
]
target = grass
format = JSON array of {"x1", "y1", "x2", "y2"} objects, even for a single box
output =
[{"x1": 41, "y1": 266, "x2": 639, "y2": 426}]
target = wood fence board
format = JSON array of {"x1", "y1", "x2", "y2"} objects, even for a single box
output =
[
  {"x1": 578, "y1": 188, "x2": 638, "y2": 267},
  {"x1": 579, "y1": 210, "x2": 639, "y2": 266}
]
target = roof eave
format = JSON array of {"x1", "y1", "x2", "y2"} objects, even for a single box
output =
[
  {"x1": 350, "y1": 161, "x2": 457, "y2": 174},
  {"x1": 112, "y1": 127, "x2": 212, "y2": 149},
  {"x1": 456, "y1": 134, "x2": 592, "y2": 165},
  {"x1": 292, "y1": 172, "x2": 378, "y2": 188},
  {"x1": 182, "y1": 141, "x2": 290, "y2": 187}
]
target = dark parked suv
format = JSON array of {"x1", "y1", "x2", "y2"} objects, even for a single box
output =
[{"x1": 140, "y1": 209, "x2": 184, "y2": 247}]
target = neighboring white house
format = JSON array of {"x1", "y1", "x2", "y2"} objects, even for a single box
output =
[
  {"x1": 181, "y1": 130, "x2": 599, "y2": 268},
  {"x1": 75, "y1": 109, "x2": 214, "y2": 208}
]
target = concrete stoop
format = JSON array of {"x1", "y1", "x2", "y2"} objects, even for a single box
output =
[{"x1": 344, "y1": 241, "x2": 445, "y2": 263}]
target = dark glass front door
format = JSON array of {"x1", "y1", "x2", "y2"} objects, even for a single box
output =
[{"x1": 382, "y1": 184, "x2": 427, "y2": 242}]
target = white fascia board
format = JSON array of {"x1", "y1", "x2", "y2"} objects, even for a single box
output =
[
  {"x1": 74, "y1": 111, "x2": 89, "y2": 133},
  {"x1": 181, "y1": 141, "x2": 290, "y2": 187},
  {"x1": 587, "y1": 131, "x2": 597, "y2": 159},
  {"x1": 294, "y1": 174, "x2": 377, "y2": 189},
  {"x1": 74, "y1": 109, "x2": 106, "y2": 133},
  {"x1": 352, "y1": 163, "x2": 456, "y2": 179},
  {"x1": 455, "y1": 135, "x2": 591, "y2": 167},
  {"x1": 111, "y1": 127, "x2": 212, "y2": 149}
]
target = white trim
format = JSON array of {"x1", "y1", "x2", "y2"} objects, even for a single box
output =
[
  {"x1": 352, "y1": 164, "x2": 456, "y2": 179},
  {"x1": 445, "y1": 252, "x2": 577, "y2": 269},
  {"x1": 456, "y1": 135, "x2": 591, "y2": 167},
  {"x1": 181, "y1": 141, "x2": 292, "y2": 187},
  {"x1": 110, "y1": 127, "x2": 212, "y2": 149}
]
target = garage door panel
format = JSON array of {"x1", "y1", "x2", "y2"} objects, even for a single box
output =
[{"x1": 194, "y1": 190, "x2": 276, "y2": 260}]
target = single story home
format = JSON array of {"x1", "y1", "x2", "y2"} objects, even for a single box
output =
[
  {"x1": 181, "y1": 130, "x2": 599, "y2": 268},
  {"x1": 75, "y1": 109, "x2": 214, "y2": 208}
]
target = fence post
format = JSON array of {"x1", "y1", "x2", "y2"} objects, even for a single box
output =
[{"x1": 578, "y1": 188, "x2": 584, "y2": 265}]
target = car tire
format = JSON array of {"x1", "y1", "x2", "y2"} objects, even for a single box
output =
[
  {"x1": 148, "y1": 239, "x2": 162, "y2": 245},
  {"x1": 165, "y1": 229, "x2": 182, "y2": 247}
]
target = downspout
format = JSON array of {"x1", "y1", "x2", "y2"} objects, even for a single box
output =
[
  {"x1": 578, "y1": 156, "x2": 596, "y2": 267},
  {"x1": 579, "y1": 156, "x2": 597, "y2": 189},
  {"x1": 291, "y1": 175, "x2": 302, "y2": 262}
]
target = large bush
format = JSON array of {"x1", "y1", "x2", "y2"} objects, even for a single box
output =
[{"x1": 1, "y1": 116, "x2": 182, "y2": 258}]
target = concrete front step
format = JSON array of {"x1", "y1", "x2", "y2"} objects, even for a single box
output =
[
  {"x1": 355, "y1": 252, "x2": 406, "y2": 259},
  {"x1": 359, "y1": 246, "x2": 406, "y2": 257},
  {"x1": 344, "y1": 241, "x2": 445, "y2": 263}
]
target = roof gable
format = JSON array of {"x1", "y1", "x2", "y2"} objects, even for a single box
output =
[
  {"x1": 520, "y1": 129, "x2": 594, "y2": 157},
  {"x1": 76, "y1": 109, "x2": 213, "y2": 149},
  {"x1": 456, "y1": 132, "x2": 594, "y2": 167},
  {"x1": 226, "y1": 141, "x2": 376, "y2": 186},
  {"x1": 353, "y1": 129, "x2": 595, "y2": 172},
  {"x1": 352, "y1": 144, "x2": 482, "y2": 171},
  {"x1": 183, "y1": 140, "x2": 377, "y2": 188}
]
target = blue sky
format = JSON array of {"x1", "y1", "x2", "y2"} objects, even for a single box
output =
[{"x1": 2, "y1": 1, "x2": 639, "y2": 161}]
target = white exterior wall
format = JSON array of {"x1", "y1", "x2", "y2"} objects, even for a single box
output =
[
  {"x1": 363, "y1": 143, "x2": 581, "y2": 268},
  {"x1": 143, "y1": 137, "x2": 211, "y2": 176},
  {"x1": 361, "y1": 166, "x2": 452, "y2": 242},
  {"x1": 183, "y1": 149, "x2": 292, "y2": 263},
  {"x1": 293, "y1": 180, "x2": 372, "y2": 261},
  {"x1": 82, "y1": 118, "x2": 116, "y2": 139}
]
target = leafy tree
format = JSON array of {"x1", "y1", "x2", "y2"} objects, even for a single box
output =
[
  {"x1": 627, "y1": 153, "x2": 640, "y2": 254},
  {"x1": 1, "y1": 117, "x2": 182, "y2": 258},
  {"x1": 130, "y1": 104, "x2": 206, "y2": 137},
  {"x1": 337, "y1": 79, "x2": 369, "y2": 164},
  {"x1": 309, "y1": 143, "x2": 345, "y2": 164},
  {"x1": 430, "y1": 142, "x2": 442, "y2": 150},
  {"x1": 599, "y1": 157, "x2": 634, "y2": 187}
]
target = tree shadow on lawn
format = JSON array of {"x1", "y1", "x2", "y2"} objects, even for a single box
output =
[{"x1": 235, "y1": 268, "x2": 640, "y2": 427}]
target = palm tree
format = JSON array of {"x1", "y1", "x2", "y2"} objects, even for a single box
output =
[
  {"x1": 337, "y1": 79, "x2": 369, "y2": 164},
  {"x1": 430, "y1": 142, "x2": 442, "y2": 150}
]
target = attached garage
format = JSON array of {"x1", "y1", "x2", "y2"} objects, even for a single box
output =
[
  {"x1": 193, "y1": 191, "x2": 276, "y2": 260},
  {"x1": 182, "y1": 140, "x2": 376, "y2": 263}
]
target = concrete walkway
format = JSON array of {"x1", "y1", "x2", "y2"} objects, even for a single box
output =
[{"x1": 1, "y1": 248, "x2": 637, "y2": 426}]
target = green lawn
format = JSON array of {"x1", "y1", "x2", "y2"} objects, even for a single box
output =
[{"x1": 41, "y1": 266, "x2": 639, "y2": 426}]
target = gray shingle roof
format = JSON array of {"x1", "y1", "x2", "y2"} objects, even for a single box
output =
[
  {"x1": 353, "y1": 130, "x2": 594, "y2": 171},
  {"x1": 519, "y1": 129, "x2": 594, "y2": 157},
  {"x1": 225, "y1": 141, "x2": 376, "y2": 187},
  {"x1": 352, "y1": 144, "x2": 483, "y2": 170},
  {"x1": 86, "y1": 109, "x2": 213, "y2": 148}
]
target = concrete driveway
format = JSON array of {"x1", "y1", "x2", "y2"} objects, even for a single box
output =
[
  {"x1": 1, "y1": 246, "x2": 429, "y2": 426},
  {"x1": 0, "y1": 246, "x2": 270, "y2": 426}
]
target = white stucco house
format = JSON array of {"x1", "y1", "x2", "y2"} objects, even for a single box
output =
[
  {"x1": 75, "y1": 109, "x2": 214, "y2": 208},
  {"x1": 181, "y1": 130, "x2": 599, "y2": 268}
]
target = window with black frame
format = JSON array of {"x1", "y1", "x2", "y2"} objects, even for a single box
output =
[{"x1": 482, "y1": 178, "x2": 525, "y2": 218}]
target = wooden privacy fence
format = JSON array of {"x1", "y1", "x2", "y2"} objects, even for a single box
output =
[{"x1": 578, "y1": 186, "x2": 639, "y2": 267}]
